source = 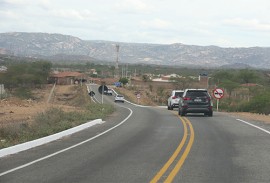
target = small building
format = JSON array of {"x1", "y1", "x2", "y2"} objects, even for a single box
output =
[
  {"x1": 199, "y1": 73, "x2": 209, "y2": 88},
  {"x1": 0, "y1": 66, "x2": 7, "y2": 72},
  {"x1": 152, "y1": 74, "x2": 183, "y2": 82},
  {"x1": 50, "y1": 71, "x2": 87, "y2": 85}
]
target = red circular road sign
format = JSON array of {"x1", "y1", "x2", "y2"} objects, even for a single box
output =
[{"x1": 213, "y1": 88, "x2": 224, "y2": 99}]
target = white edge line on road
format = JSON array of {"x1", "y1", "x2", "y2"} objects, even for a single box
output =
[
  {"x1": 0, "y1": 107, "x2": 133, "y2": 177},
  {"x1": 236, "y1": 119, "x2": 270, "y2": 135}
]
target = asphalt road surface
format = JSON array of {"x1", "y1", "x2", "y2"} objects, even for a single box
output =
[{"x1": 0, "y1": 84, "x2": 269, "y2": 183}]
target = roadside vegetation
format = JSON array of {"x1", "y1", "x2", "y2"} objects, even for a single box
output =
[
  {"x1": 0, "y1": 84, "x2": 114, "y2": 149},
  {"x1": 0, "y1": 61, "x2": 52, "y2": 99},
  {"x1": 0, "y1": 102, "x2": 114, "y2": 148},
  {"x1": 113, "y1": 66, "x2": 270, "y2": 115},
  {"x1": 211, "y1": 69, "x2": 270, "y2": 114},
  {"x1": 0, "y1": 61, "x2": 114, "y2": 149},
  {"x1": 1, "y1": 58, "x2": 270, "y2": 148},
  {"x1": 53, "y1": 61, "x2": 270, "y2": 114}
]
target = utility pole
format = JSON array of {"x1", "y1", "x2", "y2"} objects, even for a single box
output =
[
  {"x1": 115, "y1": 44, "x2": 120, "y2": 78},
  {"x1": 126, "y1": 64, "x2": 128, "y2": 78}
]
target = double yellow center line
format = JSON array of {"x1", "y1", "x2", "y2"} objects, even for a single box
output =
[{"x1": 150, "y1": 116, "x2": 194, "y2": 183}]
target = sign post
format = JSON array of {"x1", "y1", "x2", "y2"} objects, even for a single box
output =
[
  {"x1": 98, "y1": 84, "x2": 108, "y2": 104},
  {"x1": 136, "y1": 93, "x2": 141, "y2": 104},
  {"x1": 213, "y1": 88, "x2": 224, "y2": 112}
]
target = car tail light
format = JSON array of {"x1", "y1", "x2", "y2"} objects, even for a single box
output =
[
  {"x1": 172, "y1": 96, "x2": 178, "y2": 99},
  {"x1": 183, "y1": 97, "x2": 191, "y2": 100}
]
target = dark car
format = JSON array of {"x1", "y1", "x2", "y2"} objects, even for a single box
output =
[
  {"x1": 178, "y1": 89, "x2": 213, "y2": 116},
  {"x1": 104, "y1": 88, "x2": 113, "y2": 95}
]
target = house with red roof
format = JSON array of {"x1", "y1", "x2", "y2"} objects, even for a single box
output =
[{"x1": 50, "y1": 71, "x2": 87, "y2": 85}]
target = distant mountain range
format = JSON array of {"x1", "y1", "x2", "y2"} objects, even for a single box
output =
[{"x1": 0, "y1": 32, "x2": 270, "y2": 69}]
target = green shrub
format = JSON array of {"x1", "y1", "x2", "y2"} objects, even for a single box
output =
[
  {"x1": 240, "y1": 92, "x2": 270, "y2": 114},
  {"x1": 14, "y1": 87, "x2": 33, "y2": 99}
]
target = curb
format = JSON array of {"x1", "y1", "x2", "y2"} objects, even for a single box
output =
[{"x1": 0, "y1": 119, "x2": 103, "y2": 158}]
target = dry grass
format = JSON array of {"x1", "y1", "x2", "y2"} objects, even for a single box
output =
[
  {"x1": 229, "y1": 112, "x2": 270, "y2": 124},
  {"x1": 0, "y1": 84, "x2": 87, "y2": 126},
  {"x1": 0, "y1": 84, "x2": 114, "y2": 148}
]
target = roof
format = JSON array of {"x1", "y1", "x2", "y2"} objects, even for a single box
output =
[
  {"x1": 163, "y1": 74, "x2": 180, "y2": 78},
  {"x1": 52, "y1": 71, "x2": 84, "y2": 78}
]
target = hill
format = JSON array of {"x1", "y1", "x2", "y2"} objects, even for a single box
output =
[{"x1": 0, "y1": 32, "x2": 270, "y2": 68}]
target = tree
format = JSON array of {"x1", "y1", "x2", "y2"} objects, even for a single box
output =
[
  {"x1": 119, "y1": 77, "x2": 129, "y2": 86},
  {"x1": 0, "y1": 61, "x2": 52, "y2": 94},
  {"x1": 237, "y1": 69, "x2": 258, "y2": 84},
  {"x1": 219, "y1": 79, "x2": 239, "y2": 99},
  {"x1": 212, "y1": 70, "x2": 234, "y2": 84},
  {"x1": 142, "y1": 75, "x2": 150, "y2": 82}
]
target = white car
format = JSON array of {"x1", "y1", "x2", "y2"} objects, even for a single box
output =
[
  {"x1": 115, "y1": 94, "x2": 124, "y2": 103},
  {"x1": 104, "y1": 88, "x2": 113, "y2": 95},
  {"x1": 167, "y1": 90, "x2": 184, "y2": 110}
]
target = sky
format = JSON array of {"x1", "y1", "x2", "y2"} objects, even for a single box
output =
[{"x1": 1, "y1": 0, "x2": 270, "y2": 47}]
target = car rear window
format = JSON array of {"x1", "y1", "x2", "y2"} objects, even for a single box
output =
[
  {"x1": 175, "y1": 92, "x2": 183, "y2": 97},
  {"x1": 186, "y1": 91, "x2": 208, "y2": 97}
]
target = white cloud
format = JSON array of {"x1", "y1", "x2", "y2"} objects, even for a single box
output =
[
  {"x1": 141, "y1": 19, "x2": 171, "y2": 29},
  {"x1": 52, "y1": 9, "x2": 96, "y2": 21},
  {"x1": 114, "y1": 0, "x2": 154, "y2": 13},
  {"x1": 224, "y1": 18, "x2": 270, "y2": 32},
  {"x1": 1, "y1": 0, "x2": 270, "y2": 47}
]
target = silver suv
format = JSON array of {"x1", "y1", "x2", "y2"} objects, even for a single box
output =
[
  {"x1": 167, "y1": 90, "x2": 184, "y2": 110},
  {"x1": 178, "y1": 89, "x2": 213, "y2": 116}
]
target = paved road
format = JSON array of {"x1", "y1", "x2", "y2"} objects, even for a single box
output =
[{"x1": 0, "y1": 85, "x2": 269, "y2": 182}]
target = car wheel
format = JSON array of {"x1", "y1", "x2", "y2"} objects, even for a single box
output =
[
  {"x1": 179, "y1": 109, "x2": 185, "y2": 116},
  {"x1": 181, "y1": 111, "x2": 186, "y2": 116},
  {"x1": 169, "y1": 104, "x2": 173, "y2": 110},
  {"x1": 208, "y1": 111, "x2": 213, "y2": 117}
]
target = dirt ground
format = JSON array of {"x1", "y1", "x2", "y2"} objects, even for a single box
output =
[
  {"x1": 1, "y1": 85, "x2": 270, "y2": 126},
  {"x1": 0, "y1": 85, "x2": 80, "y2": 126},
  {"x1": 228, "y1": 112, "x2": 270, "y2": 124}
]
